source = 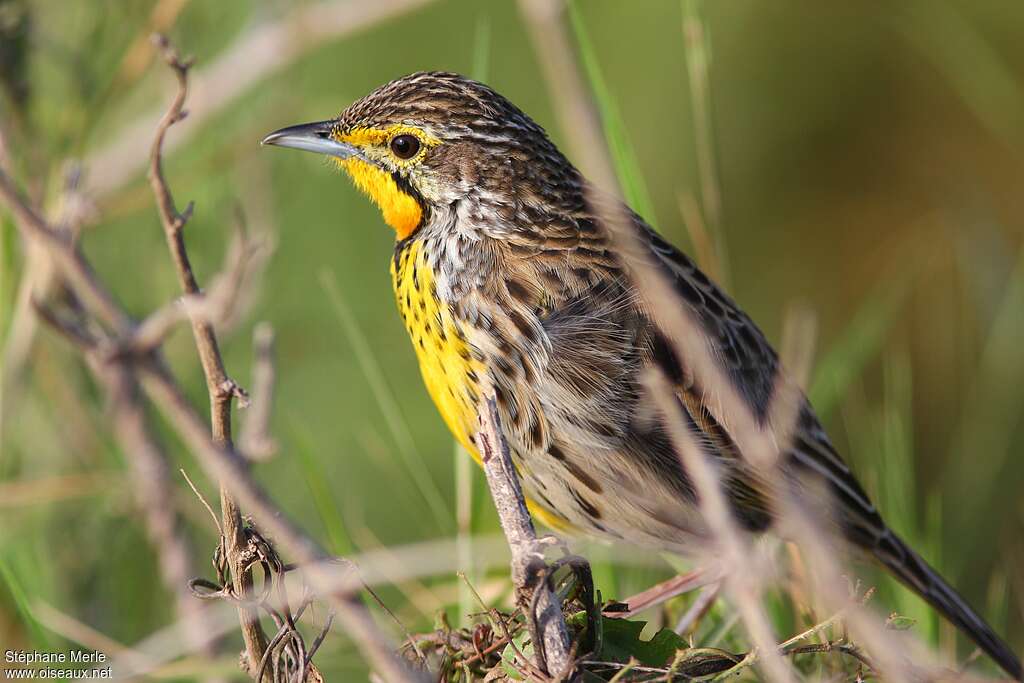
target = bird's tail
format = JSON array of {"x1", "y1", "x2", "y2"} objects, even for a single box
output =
[{"x1": 873, "y1": 531, "x2": 1021, "y2": 680}]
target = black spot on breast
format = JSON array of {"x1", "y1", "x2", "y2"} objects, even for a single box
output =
[
  {"x1": 494, "y1": 384, "x2": 510, "y2": 410},
  {"x1": 520, "y1": 357, "x2": 535, "y2": 384},
  {"x1": 494, "y1": 354, "x2": 517, "y2": 379}
]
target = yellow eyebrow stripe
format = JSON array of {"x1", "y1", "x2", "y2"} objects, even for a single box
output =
[{"x1": 336, "y1": 125, "x2": 440, "y2": 148}]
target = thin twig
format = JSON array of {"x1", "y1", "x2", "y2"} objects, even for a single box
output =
[
  {"x1": 146, "y1": 33, "x2": 267, "y2": 676},
  {"x1": 181, "y1": 468, "x2": 223, "y2": 535},
  {"x1": 518, "y1": 2, "x2": 929, "y2": 681}
]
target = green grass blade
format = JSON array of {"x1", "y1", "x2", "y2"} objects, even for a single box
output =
[
  {"x1": 0, "y1": 553, "x2": 52, "y2": 648},
  {"x1": 471, "y1": 12, "x2": 491, "y2": 83},
  {"x1": 319, "y1": 268, "x2": 453, "y2": 532},
  {"x1": 288, "y1": 419, "x2": 355, "y2": 556},
  {"x1": 809, "y1": 275, "x2": 911, "y2": 419},
  {"x1": 943, "y1": 245, "x2": 1024, "y2": 562},
  {"x1": 567, "y1": 0, "x2": 659, "y2": 227}
]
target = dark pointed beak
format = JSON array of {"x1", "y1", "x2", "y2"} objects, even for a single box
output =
[{"x1": 261, "y1": 120, "x2": 359, "y2": 160}]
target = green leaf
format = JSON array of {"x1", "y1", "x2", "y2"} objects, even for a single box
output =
[
  {"x1": 567, "y1": 0, "x2": 659, "y2": 227},
  {"x1": 885, "y1": 613, "x2": 917, "y2": 631},
  {"x1": 500, "y1": 629, "x2": 533, "y2": 680},
  {"x1": 578, "y1": 613, "x2": 687, "y2": 666}
]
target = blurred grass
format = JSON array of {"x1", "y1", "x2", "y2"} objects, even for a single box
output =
[
  {"x1": 2, "y1": 0, "x2": 1023, "y2": 679},
  {"x1": 567, "y1": 0, "x2": 659, "y2": 228}
]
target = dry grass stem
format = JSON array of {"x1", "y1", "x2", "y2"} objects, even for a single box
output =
[
  {"x1": 240, "y1": 322, "x2": 279, "y2": 460},
  {"x1": 519, "y1": 3, "x2": 940, "y2": 681}
]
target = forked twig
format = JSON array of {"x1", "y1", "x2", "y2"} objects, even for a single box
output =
[
  {"x1": 146, "y1": 33, "x2": 267, "y2": 676},
  {"x1": 0, "y1": 34, "x2": 429, "y2": 683}
]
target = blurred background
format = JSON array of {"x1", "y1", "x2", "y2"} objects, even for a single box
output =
[{"x1": 1, "y1": 0, "x2": 1022, "y2": 679}]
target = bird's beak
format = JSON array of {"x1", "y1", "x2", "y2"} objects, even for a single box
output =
[{"x1": 261, "y1": 120, "x2": 359, "y2": 160}]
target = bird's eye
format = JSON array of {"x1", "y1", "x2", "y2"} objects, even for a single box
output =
[{"x1": 390, "y1": 134, "x2": 421, "y2": 160}]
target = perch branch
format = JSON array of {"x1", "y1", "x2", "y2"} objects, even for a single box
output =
[
  {"x1": 146, "y1": 34, "x2": 266, "y2": 676},
  {"x1": 475, "y1": 394, "x2": 573, "y2": 678}
]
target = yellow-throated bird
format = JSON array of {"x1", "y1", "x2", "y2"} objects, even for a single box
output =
[{"x1": 263, "y1": 72, "x2": 1020, "y2": 678}]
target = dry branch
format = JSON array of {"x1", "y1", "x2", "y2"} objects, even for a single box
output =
[
  {"x1": 0, "y1": 36, "x2": 430, "y2": 683},
  {"x1": 146, "y1": 35, "x2": 267, "y2": 675},
  {"x1": 475, "y1": 394, "x2": 573, "y2": 678},
  {"x1": 239, "y1": 322, "x2": 279, "y2": 460}
]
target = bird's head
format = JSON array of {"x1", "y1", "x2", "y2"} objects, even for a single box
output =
[{"x1": 262, "y1": 71, "x2": 576, "y2": 241}]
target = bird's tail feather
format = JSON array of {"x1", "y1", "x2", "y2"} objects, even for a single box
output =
[{"x1": 873, "y1": 531, "x2": 1021, "y2": 680}]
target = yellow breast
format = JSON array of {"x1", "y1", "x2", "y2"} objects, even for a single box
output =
[
  {"x1": 390, "y1": 241, "x2": 577, "y2": 533},
  {"x1": 391, "y1": 242, "x2": 482, "y2": 456}
]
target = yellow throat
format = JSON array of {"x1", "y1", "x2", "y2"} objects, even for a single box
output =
[{"x1": 340, "y1": 157, "x2": 422, "y2": 239}]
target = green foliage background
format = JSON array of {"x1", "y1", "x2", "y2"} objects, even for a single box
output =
[{"x1": 1, "y1": 0, "x2": 1022, "y2": 679}]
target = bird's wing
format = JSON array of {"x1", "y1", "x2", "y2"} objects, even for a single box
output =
[{"x1": 630, "y1": 215, "x2": 889, "y2": 545}]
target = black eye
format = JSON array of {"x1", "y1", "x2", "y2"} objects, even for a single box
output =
[{"x1": 390, "y1": 134, "x2": 421, "y2": 159}]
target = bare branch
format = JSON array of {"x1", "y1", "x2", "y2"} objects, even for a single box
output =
[
  {"x1": 518, "y1": 2, "x2": 929, "y2": 680},
  {"x1": 126, "y1": 220, "x2": 271, "y2": 355},
  {"x1": 0, "y1": 168, "x2": 132, "y2": 331},
  {"x1": 145, "y1": 33, "x2": 267, "y2": 675},
  {"x1": 648, "y1": 369, "x2": 797, "y2": 683},
  {"x1": 91, "y1": 354, "x2": 221, "y2": 661},
  {"x1": 475, "y1": 393, "x2": 573, "y2": 678},
  {"x1": 2, "y1": 34, "x2": 429, "y2": 681}
]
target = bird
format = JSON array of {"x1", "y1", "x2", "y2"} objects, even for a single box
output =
[{"x1": 262, "y1": 71, "x2": 1021, "y2": 679}]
